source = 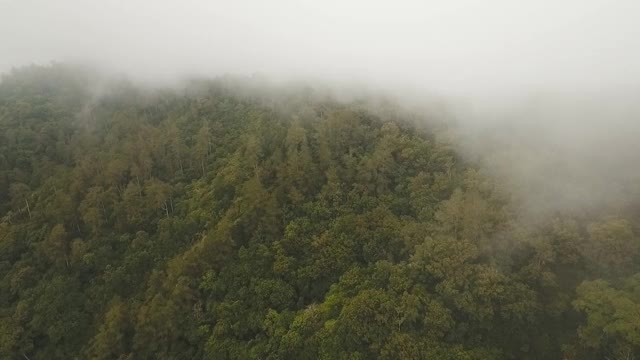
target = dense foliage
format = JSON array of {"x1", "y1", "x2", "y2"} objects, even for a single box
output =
[{"x1": 0, "y1": 65, "x2": 639, "y2": 359}]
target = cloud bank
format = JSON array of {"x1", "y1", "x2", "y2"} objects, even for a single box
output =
[{"x1": 2, "y1": 0, "x2": 638, "y2": 95}]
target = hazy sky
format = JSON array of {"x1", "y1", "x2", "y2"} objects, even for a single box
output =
[{"x1": 1, "y1": 0, "x2": 639, "y2": 97}]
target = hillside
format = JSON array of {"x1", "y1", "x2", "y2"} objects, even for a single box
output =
[{"x1": 0, "y1": 65, "x2": 639, "y2": 359}]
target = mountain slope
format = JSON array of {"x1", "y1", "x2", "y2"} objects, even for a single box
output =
[{"x1": 0, "y1": 65, "x2": 638, "y2": 359}]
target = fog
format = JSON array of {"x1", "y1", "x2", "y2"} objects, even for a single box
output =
[{"x1": 2, "y1": 0, "x2": 640, "y2": 213}]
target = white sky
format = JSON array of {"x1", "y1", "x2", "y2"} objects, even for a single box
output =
[{"x1": 1, "y1": 0, "x2": 639, "y2": 96}]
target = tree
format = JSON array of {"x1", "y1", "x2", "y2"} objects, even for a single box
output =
[
  {"x1": 86, "y1": 298, "x2": 132, "y2": 360},
  {"x1": 194, "y1": 123, "x2": 212, "y2": 177},
  {"x1": 583, "y1": 218, "x2": 639, "y2": 277},
  {"x1": 41, "y1": 224, "x2": 69, "y2": 268},
  {"x1": 9, "y1": 183, "x2": 32, "y2": 219},
  {"x1": 145, "y1": 178, "x2": 173, "y2": 218},
  {"x1": 574, "y1": 275, "x2": 640, "y2": 359}
]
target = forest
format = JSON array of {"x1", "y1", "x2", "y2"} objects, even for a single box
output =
[{"x1": 0, "y1": 64, "x2": 639, "y2": 359}]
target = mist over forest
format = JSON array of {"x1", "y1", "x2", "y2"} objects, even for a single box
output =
[{"x1": 1, "y1": 1, "x2": 639, "y2": 359}]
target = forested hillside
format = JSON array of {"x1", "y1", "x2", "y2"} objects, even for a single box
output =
[{"x1": 0, "y1": 65, "x2": 639, "y2": 359}]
